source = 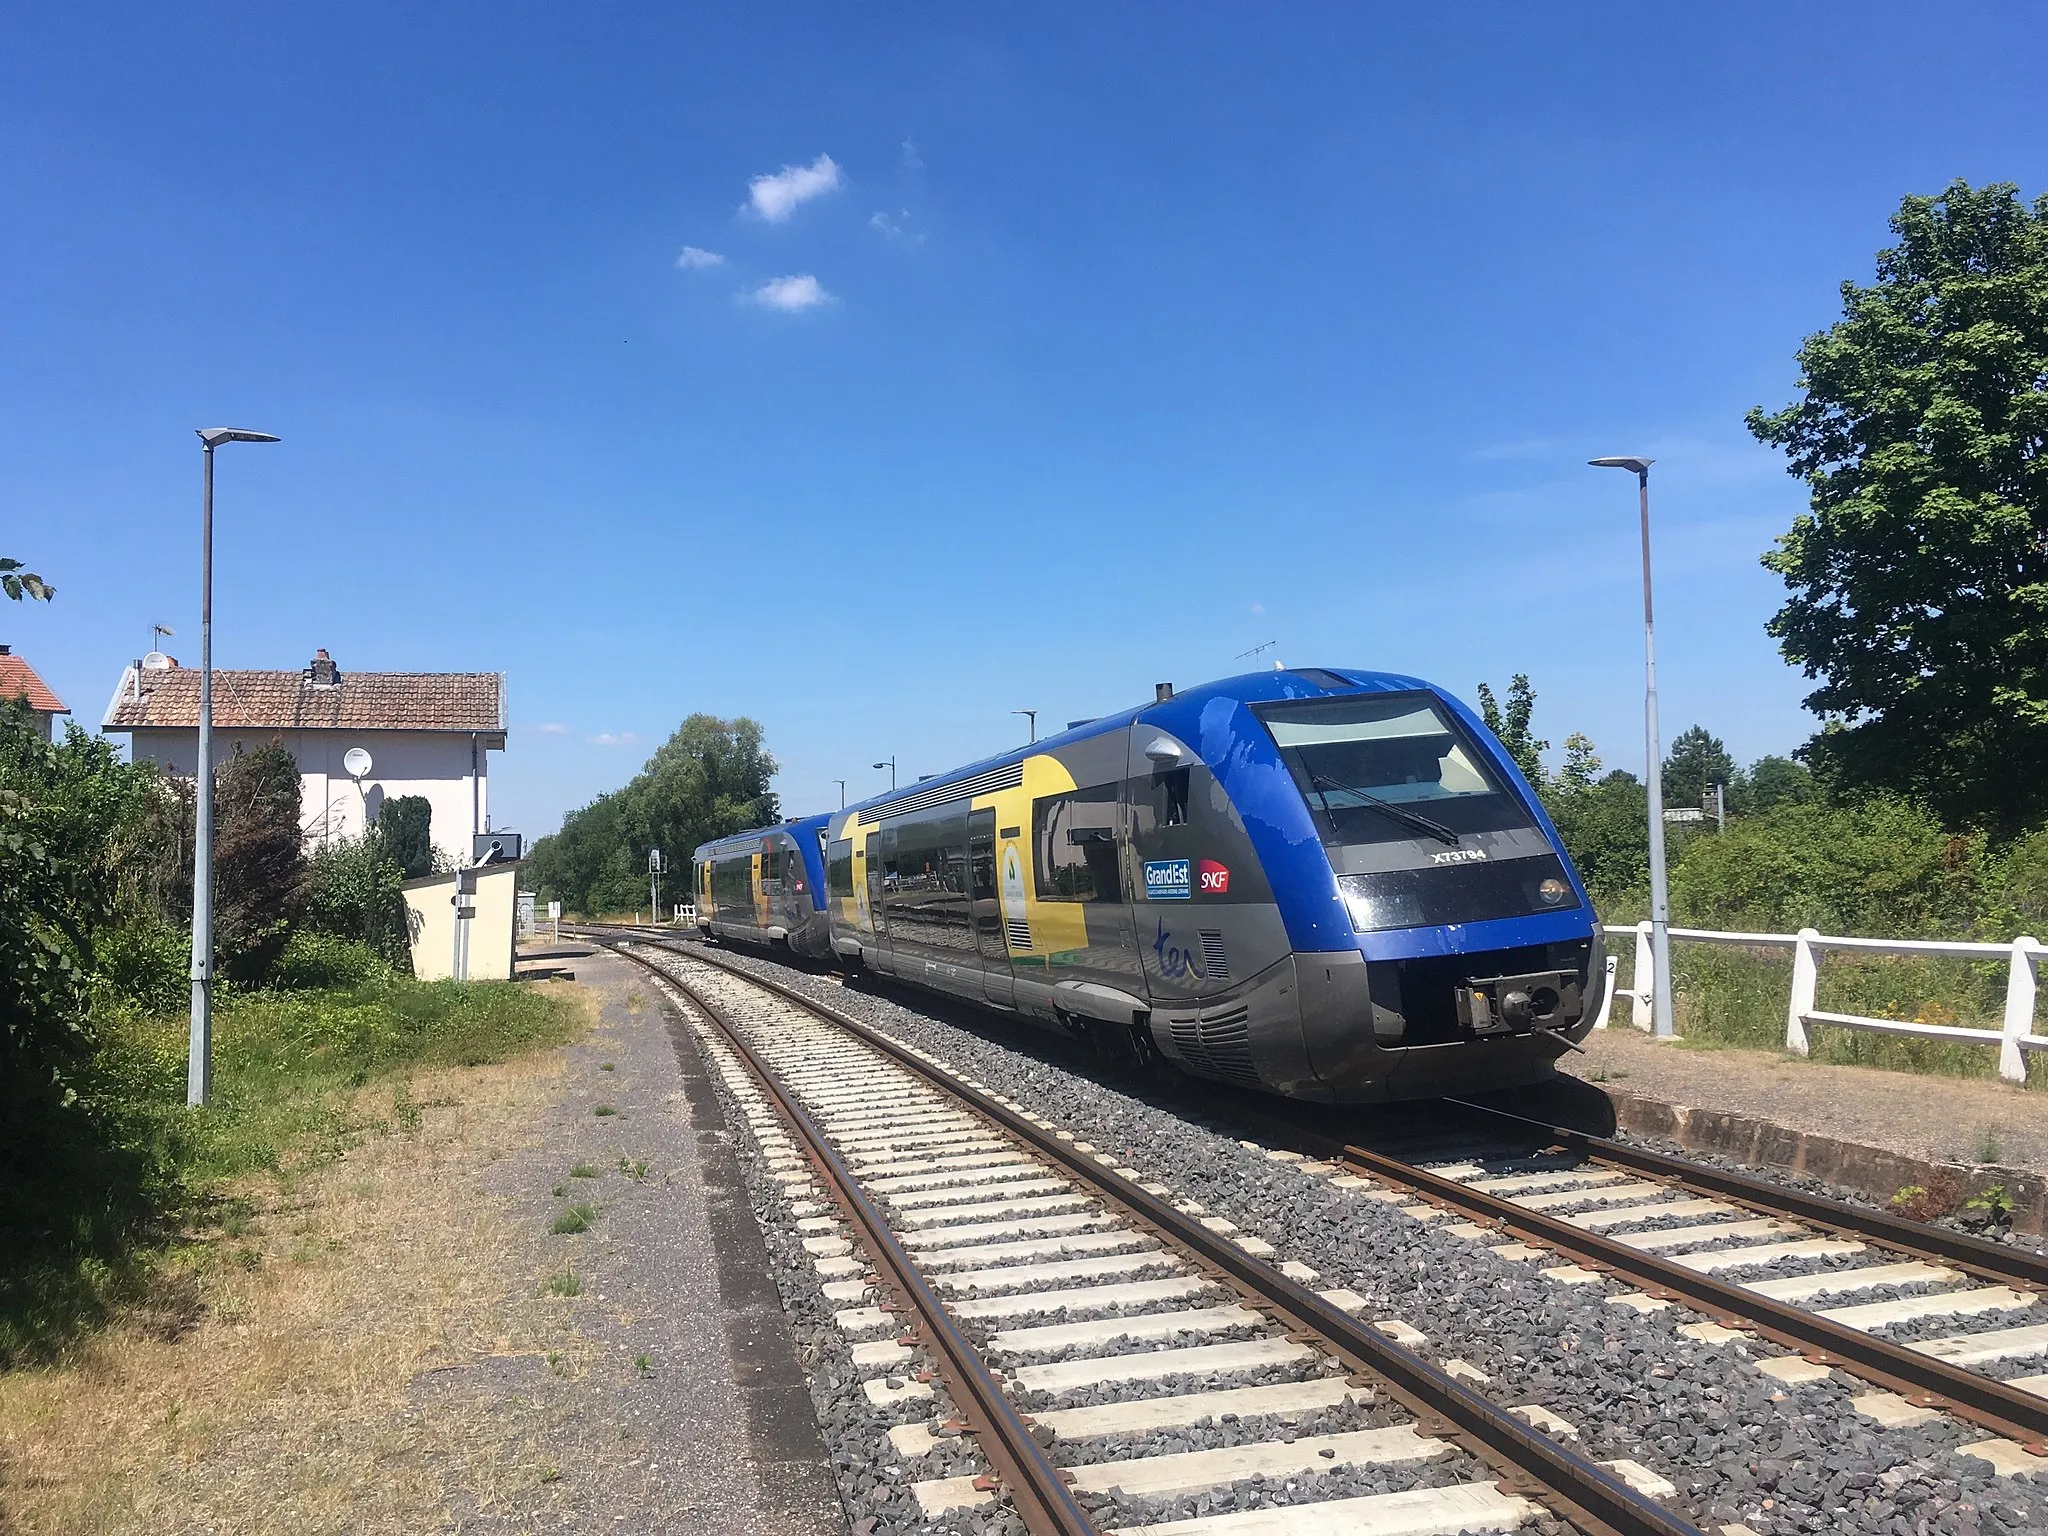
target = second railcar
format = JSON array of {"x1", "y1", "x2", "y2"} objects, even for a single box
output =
[
  {"x1": 819, "y1": 668, "x2": 1605, "y2": 1103},
  {"x1": 692, "y1": 814, "x2": 834, "y2": 960}
]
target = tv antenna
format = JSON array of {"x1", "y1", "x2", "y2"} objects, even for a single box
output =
[
  {"x1": 1236, "y1": 639, "x2": 1278, "y2": 662},
  {"x1": 151, "y1": 622, "x2": 176, "y2": 650}
]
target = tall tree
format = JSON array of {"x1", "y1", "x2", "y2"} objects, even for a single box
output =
[
  {"x1": 527, "y1": 714, "x2": 779, "y2": 914},
  {"x1": 1748, "y1": 180, "x2": 2048, "y2": 831},
  {"x1": 1475, "y1": 675, "x2": 1547, "y2": 785},
  {"x1": 1662, "y1": 726, "x2": 1737, "y2": 813},
  {"x1": 375, "y1": 794, "x2": 435, "y2": 879},
  {"x1": 211, "y1": 744, "x2": 307, "y2": 982}
]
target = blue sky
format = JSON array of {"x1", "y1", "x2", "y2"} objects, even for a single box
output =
[{"x1": 6, "y1": 4, "x2": 2045, "y2": 836}]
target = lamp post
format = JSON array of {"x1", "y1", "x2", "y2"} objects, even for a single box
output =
[
  {"x1": 873, "y1": 757, "x2": 896, "y2": 790},
  {"x1": 1589, "y1": 455, "x2": 1674, "y2": 1039},
  {"x1": 1012, "y1": 708, "x2": 1037, "y2": 743},
  {"x1": 188, "y1": 426, "x2": 281, "y2": 1107},
  {"x1": 834, "y1": 778, "x2": 846, "y2": 809}
]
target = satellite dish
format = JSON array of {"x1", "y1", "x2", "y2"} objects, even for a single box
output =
[
  {"x1": 343, "y1": 746, "x2": 374, "y2": 779},
  {"x1": 141, "y1": 651, "x2": 174, "y2": 670}
]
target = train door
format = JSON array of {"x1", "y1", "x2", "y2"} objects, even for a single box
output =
[
  {"x1": 863, "y1": 830, "x2": 891, "y2": 962},
  {"x1": 969, "y1": 808, "x2": 1014, "y2": 1007}
]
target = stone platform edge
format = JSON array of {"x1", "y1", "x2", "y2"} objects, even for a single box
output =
[{"x1": 1606, "y1": 1089, "x2": 2048, "y2": 1238}]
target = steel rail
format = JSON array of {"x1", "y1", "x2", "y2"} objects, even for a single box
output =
[
  {"x1": 599, "y1": 932, "x2": 1704, "y2": 1536},
  {"x1": 639, "y1": 958, "x2": 1097, "y2": 1535}
]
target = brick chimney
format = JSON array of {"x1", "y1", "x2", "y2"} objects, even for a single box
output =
[{"x1": 307, "y1": 648, "x2": 341, "y2": 687}]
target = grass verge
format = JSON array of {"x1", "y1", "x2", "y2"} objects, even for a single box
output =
[
  {"x1": 0, "y1": 977, "x2": 590, "y2": 1532},
  {"x1": 0, "y1": 976, "x2": 585, "y2": 1368}
]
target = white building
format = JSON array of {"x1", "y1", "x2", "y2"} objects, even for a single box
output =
[{"x1": 103, "y1": 648, "x2": 506, "y2": 869}]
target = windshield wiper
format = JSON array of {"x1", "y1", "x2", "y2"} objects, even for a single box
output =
[{"x1": 1309, "y1": 772, "x2": 1461, "y2": 846}]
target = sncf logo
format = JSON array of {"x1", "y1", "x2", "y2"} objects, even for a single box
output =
[{"x1": 1431, "y1": 848, "x2": 1487, "y2": 865}]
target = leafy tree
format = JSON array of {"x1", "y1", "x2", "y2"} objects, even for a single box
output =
[
  {"x1": 1, "y1": 558, "x2": 53, "y2": 601},
  {"x1": 526, "y1": 714, "x2": 779, "y2": 914},
  {"x1": 375, "y1": 793, "x2": 435, "y2": 879},
  {"x1": 1475, "y1": 675, "x2": 1547, "y2": 784},
  {"x1": 211, "y1": 744, "x2": 307, "y2": 982},
  {"x1": 1545, "y1": 769, "x2": 1648, "y2": 911},
  {"x1": 1663, "y1": 726, "x2": 1737, "y2": 814},
  {"x1": 1748, "y1": 180, "x2": 2048, "y2": 831},
  {"x1": 1738, "y1": 755, "x2": 1815, "y2": 814},
  {"x1": 1552, "y1": 733, "x2": 1602, "y2": 795}
]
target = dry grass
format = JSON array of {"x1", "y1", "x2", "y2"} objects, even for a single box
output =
[{"x1": 0, "y1": 985, "x2": 599, "y2": 1535}]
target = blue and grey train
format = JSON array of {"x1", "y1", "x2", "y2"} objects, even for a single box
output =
[
  {"x1": 809, "y1": 669, "x2": 1603, "y2": 1103},
  {"x1": 691, "y1": 812, "x2": 835, "y2": 962}
]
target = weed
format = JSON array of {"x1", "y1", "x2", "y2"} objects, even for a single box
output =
[
  {"x1": 618, "y1": 1156, "x2": 650, "y2": 1181},
  {"x1": 550, "y1": 1204, "x2": 596, "y2": 1236},
  {"x1": 1977, "y1": 1127, "x2": 2006, "y2": 1164},
  {"x1": 634, "y1": 1352, "x2": 652, "y2": 1377},
  {"x1": 601, "y1": 1062, "x2": 615, "y2": 1072},
  {"x1": 544, "y1": 1269, "x2": 581, "y2": 1297},
  {"x1": 570, "y1": 1162, "x2": 602, "y2": 1179},
  {"x1": 232, "y1": 1247, "x2": 262, "y2": 1272},
  {"x1": 393, "y1": 1081, "x2": 422, "y2": 1134},
  {"x1": 1965, "y1": 1184, "x2": 2016, "y2": 1229},
  {"x1": 593, "y1": 1105, "x2": 618, "y2": 1117},
  {"x1": 546, "y1": 1351, "x2": 566, "y2": 1376},
  {"x1": 219, "y1": 1198, "x2": 254, "y2": 1238},
  {"x1": 552, "y1": 1184, "x2": 567, "y2": 1198},
  {"x1": 1890, "y1": 1176, "x2": 1966, "y2": 1221},
  {"x1": 539, "y1": 1465, "x2": 562, "y2": 1484}
]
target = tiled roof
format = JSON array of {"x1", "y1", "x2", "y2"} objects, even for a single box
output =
[
  {"x1": 0, "y1": 653, "x2": 67, "y2": 714},
  {"x1": 103, "y1": 667, "x2": 503, "y2": 733}
]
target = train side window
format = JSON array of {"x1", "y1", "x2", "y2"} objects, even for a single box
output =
[
  {"x1": 1034, "y1": 784, "x2": 1121, "y2": 902},
  {"x1": 827, "y1": 839, "x2": 854, "y2": 898},
  {"x1": 1153, "y1": 768, "x2": 1190, "y2": 828}
]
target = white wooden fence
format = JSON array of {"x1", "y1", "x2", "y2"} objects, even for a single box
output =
[{"x1": 1594, "y1": 920, "x2": 2047, "y2": 1083}]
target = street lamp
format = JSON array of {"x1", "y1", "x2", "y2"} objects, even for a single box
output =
[
  {"x1": 873, "y1": 757, "x2": 896, "y2": 790},
  {"x1": 1589, "y1": 454, "x2": 1674, "y2": 1040},
  {"x1": 1012, "y1": 708, "x2": 1037, "y2": 743},
  {"x1": 188, "y1": 426, "x2": 281, "y2": 1107},
  {"x1": 834, "y1": 778, "x2": 846, "y2": 808}
]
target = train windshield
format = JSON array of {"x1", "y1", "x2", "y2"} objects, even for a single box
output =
[{"x1": 1256, "y1": 693, "x2": 1537, "y2": 847}]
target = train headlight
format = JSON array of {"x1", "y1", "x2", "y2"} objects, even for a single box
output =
[{"x1": 1537, "y1": 878, "x2": 1568, "y2": 906}]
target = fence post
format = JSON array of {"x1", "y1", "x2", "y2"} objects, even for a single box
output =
[
  {"x1": 1999, "y1": 937, "x2": 2037, "y2": 1085},
  {"x1": 1591, "y1": 953, "x2": 1619, "y2": 1030},
  {"x1": 1786, "y1": 927, "x2": 1819, "y2": 1056},
  {"x1": 1631, "y1": 920, "x2": 1654, "y2": 1030}
]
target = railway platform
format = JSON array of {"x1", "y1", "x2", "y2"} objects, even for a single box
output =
[{"x1": 509, "y1": 939, "x2": 845, "y2": 1535}]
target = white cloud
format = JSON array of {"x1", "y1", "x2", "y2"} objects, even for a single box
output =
[
  {"x1": 751, "y1": 273, "x2": 833, "y2": 312},
  {"x1": 675, "y1": 245, "x2": 725, "y2": 269},
  {"x1": 1250, "y1": 602, "x2": 1266, "y2": 616},
  {"x1": 589, "y1": 731, "x2": 640, "y2": 747},
  {"x1": 532, "y1": 721, "x2": 570, "y2": 735},
  {"x1": 901, "y1": 137, "x2": 924, "y2": 171},
  {"x1": 746, "y1": 153, "x2": 840, "y2": 222}
]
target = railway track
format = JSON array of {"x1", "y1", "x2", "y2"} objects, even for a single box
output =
[
  {"x1": 577, "y1": 924, "x2": 2048, "y2": 1521},
  {"x1": 592, "y1": 930, "x2": 1697, "y2": 1536}
]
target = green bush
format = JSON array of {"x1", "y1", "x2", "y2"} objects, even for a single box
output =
[
  {"x1": 268, "y1": 930, "x2": 389, "y2": 991},
  {"x1": 93, "y1": 920, "x2": 189, "y2": 1015},
  {"x1": 303, "y1": 834, "x2": 410, "y2": 967}
]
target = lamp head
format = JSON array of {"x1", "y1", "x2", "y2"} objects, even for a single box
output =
[
  {"x1": 1589, "y1": 455, "x2": 1653, "y2": 476},
  {"x1": 872, "y1": 761, "x2": 887, "y2": 769},
  {"x1": 197, "y1": 428, "x2": 281, "y2": 448}
]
